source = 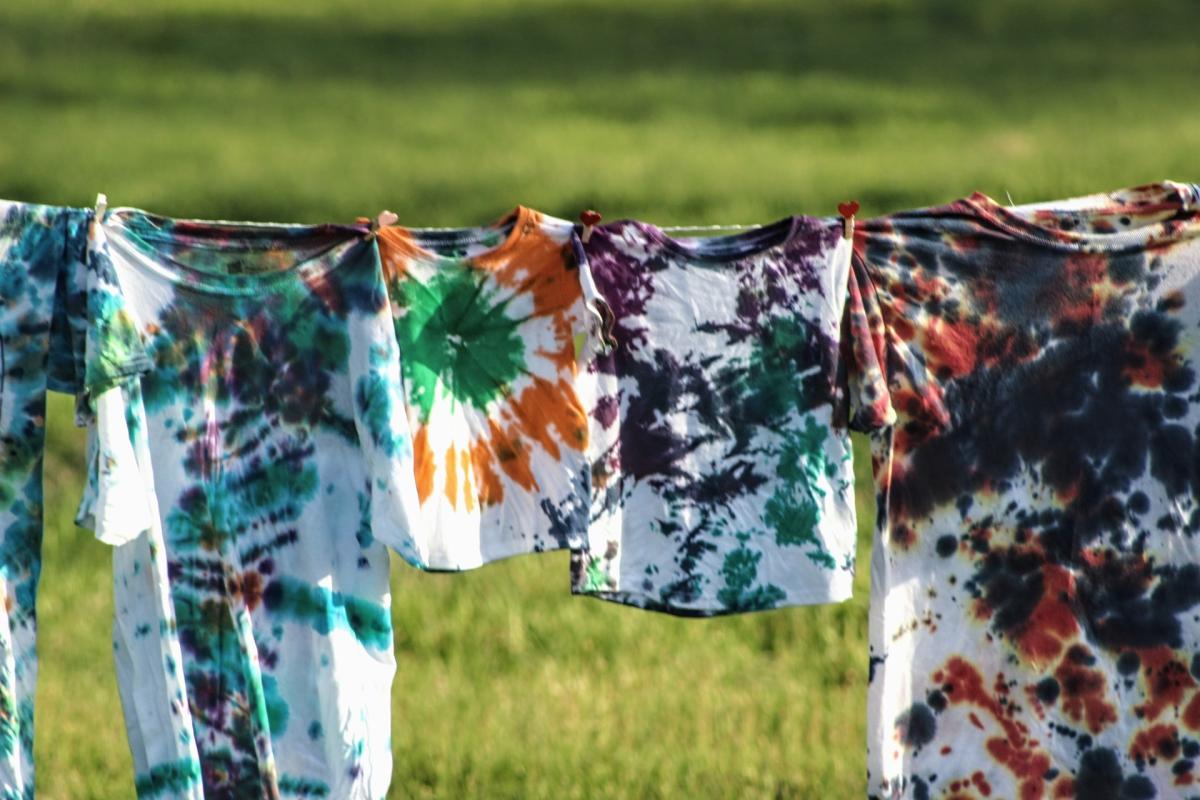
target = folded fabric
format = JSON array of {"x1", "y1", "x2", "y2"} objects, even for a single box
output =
[
  {"x1": 571, "y1": 216, "x2": 858, "y2": 615},
  {"x1": 847, "y1": 181, "x2": 1200, "y2": 798},
  {"x1": 376, "y1": 207, "x2": 601, "y2": 569},
  {"x1": 87, "y1": 208, "x2": 419, "y2": 799}
]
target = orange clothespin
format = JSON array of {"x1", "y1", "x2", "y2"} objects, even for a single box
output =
[
  {"x1": 837, "y1": 201, "x2": 859, "y2": 240},
  {"x1": 580, "y1": 210, "x2": 602, "y2": 243}
]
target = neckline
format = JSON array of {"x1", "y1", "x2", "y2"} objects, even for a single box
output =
[
  {"x1": 964, "y1": 181, "x2": 1200, "y2": 253},
  {"x1": 380, "y1": 205, "x2": 535, "y2": 263},
  {"x1": 105, "y1": 208, "x2": 367, "y2": 296},
  {"x1": 634, "y1": 215, "x2": 805, "y2": 264}
]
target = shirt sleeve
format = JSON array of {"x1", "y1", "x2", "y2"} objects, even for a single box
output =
[
  {"x1": 74, "y1": 213, "x2": 158, "y2": 545},
  {"x1": 45, "y1": 208, "x2": 89, "y2": 397},
  {"x1": 83, "y1": 216, "x2": 153, "y2": 400},
  {"x1": 75, "y1": 382, "x2": 157, "y2": 545},
  {"x1": 570, "y1": 227, "x2": 614, "y2": 367}
]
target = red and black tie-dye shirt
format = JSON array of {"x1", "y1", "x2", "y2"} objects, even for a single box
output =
[{"x1": 846, "y1": 182, "x2": 1200, "y2": 799}]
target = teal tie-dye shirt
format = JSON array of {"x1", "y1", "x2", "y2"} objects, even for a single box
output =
[
  {"x1": 0, "y1": 200, "x2": 151, "y2": 799},
  {"x1": 0, "y1": 201, "x2": 84, "y2": 799},
  {"x1": 87, "y1": 210, "x2": 418, "y2": 799}
]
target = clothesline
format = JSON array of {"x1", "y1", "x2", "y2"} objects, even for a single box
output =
[
  {"x1": 407, "y1": 223, "x2": 761, "y2": 232},
  {"x1": 93, "y1": 193, "x2": 795, "y2": 234}
]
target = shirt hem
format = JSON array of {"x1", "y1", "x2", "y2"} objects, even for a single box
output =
[{"x1": 571, "y1": 580, "x2": 855, "y2": 617}]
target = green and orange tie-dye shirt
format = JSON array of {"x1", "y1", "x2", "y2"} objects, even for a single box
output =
[
  {"x1": 377, "y1": 207, "x2": 599, "y2": 569},
  {"x1": 847, "y1": 181, "x2": 1200, "y2": 799}
]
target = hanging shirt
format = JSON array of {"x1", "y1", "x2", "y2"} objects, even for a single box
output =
[
  {"x1": 846, "y1": 182, "x2": 1200, "y2": 799},
  {"x1": 570, "y1": 216, "x2": 857, "y2": 615},
  {"x1": 78, "y1": 217, "x2": 207, "y2": 800},
  {"x1": 375, "y1": 207, "x2": 598, "y2": 569},
  {"x1": 0, "y1": 201, "x2": 94, "y2": 797},
  {"x1": 89, "y1": 209, "x2": 418, "y2": 799}
]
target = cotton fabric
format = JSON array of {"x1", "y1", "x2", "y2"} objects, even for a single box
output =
[
  {"x1": 90, "y1": 209, "x2": 418, "y2": 799},
  {"x1": 847, "y1": 182, "x2": 1200, "y2": 798},
  {"x1": 0, "y1": 201, "x2": 93, "y2": 798},
  {"x1": 376, "y1": 207, "x2": 599, "y2": 569},
  {"x1": 571, "y1": 216, "x2": 858, "y2": 615}
]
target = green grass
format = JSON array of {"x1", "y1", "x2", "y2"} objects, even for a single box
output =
[{"x1": 6, "y1": 0, "x2": 1200, "y2": 796}]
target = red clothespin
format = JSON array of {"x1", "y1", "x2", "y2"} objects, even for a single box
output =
[
  {"x1": 580, "y1": 209, "x2": 602, "y2": 243},
  {"x1": 837, "y1": 201, "x2": 859, "y2": 240}
]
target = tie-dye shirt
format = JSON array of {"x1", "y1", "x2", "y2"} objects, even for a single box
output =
[
  {"x1": 847, "y1": 182, "x2": 1200, "y2": 799},
  {"x1": 91, "y1": 209, "x2": 418, "y2": 799},
  {"x1": 78, "y1": 221, "x2": 202, "y2": 799},
  {"x1": 0, "y1": 201, "x2": 95, "y2": 799},
  {"x1": 571, "y1": 217, "x2": 858, "y2": 615},
  {"x1": 376, "y1": 207, "x2": 597, "y2": 569}
]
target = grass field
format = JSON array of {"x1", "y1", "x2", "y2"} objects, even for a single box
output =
[{"x1": 4, "y1": 0, "x2": 1200, "y2": 796}]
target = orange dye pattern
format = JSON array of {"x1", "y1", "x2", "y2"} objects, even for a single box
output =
[
  {"x1": 483, "y1": 416, "x2": 537, "y2": 494},
  {"x1": 443, "y1": 443, "x2": 458, "y2": 509},
  {"x1": 376, "y1": 231, "x2": 416, "y2": 282},
  {"x1": 459, "y1": 449, "x2": 477, "y2": 513},
  {"x1": 447, "y1": 373, "x2": 587, "y2": 510},
  {"x1": 1055, "y1": 646, "x2": 1117, "y2": 734},
  {"x1": 933, "y1": 657, "x2": 1052, "y2": 800},
  {"x1": 1053, "y1": 252, "x2": 1108, "y2": 329},
  {"x1": 1129, "y1": 722, "x2": 1179, "y2": 763},
  {"x1": 1183, "y1": 692, "x2": 1200, "y2": 731},
  {"x1": 413, "y1": 426, "x2": 436, "y2": 504},
  {"x1": 479, "y1": 223, "x2": 581, "y2": 367},
  {"x1": 470, "y1": 433, "x2": 505, "y2": 507},
  {"x1": 1135, "y1": 646, "x2": 1197, "y2": 722},
  {"x1": 1015, "y1": 563, "x2": 1079, "y2": 666}
]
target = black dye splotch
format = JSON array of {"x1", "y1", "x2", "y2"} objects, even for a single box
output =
[
  {"x1": 1074, "y1": 747, "x2": 1158, "y2": 800},
  {"x1": 895, "y1": 703, "x2": 937, "y2": 749}
]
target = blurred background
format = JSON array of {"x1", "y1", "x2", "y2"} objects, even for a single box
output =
[{"x1": 3, "y1": 0, "x2": 1199, "y2": 796}]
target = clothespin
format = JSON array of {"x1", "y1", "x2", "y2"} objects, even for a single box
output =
[
  {"x1": 94, "y1": 193, "x2": 108, "y2": 221},
  {"x1": 580, "y1": 210, "x2": 602, "y2": 244},
  {"x1": 363, "y1": 210, "x2": 398, "y2": 240},
  {"x1": 837, "y1": 200, "x2": 859, "y2": 240}
]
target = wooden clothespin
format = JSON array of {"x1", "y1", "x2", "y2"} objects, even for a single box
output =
[
  {"x1": 580, "y1": 210, "x2": 602, "y2": 244},
  {"x1": 837, "y1": 200, "x2": 859, "y2": 240},
  {"x1": 94, "y1": 193, "x2": 108, "y2": 221},
  {"x1": 363, "y1": 210, "x2": 398, "y2": 240}
]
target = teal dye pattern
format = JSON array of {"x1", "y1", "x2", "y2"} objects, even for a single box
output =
[
  {"x1": 0, "y1": 201, "x2": 102, "y2": 798},
  {"x1": 86, "y1": 210, "x2": 419, "y2": 799},
  {"x1": 134, "y1": 759, "x2": 203, "y2": 799},
  {"x1": 573, "y1": 217, "x2": 859, "y2": 615},
  {"x1": 765, "y1": 416, "x2": 839, "y2": 568},
  {"x1": 260, "y1": 577, "x2": 391, "y2": 651}
]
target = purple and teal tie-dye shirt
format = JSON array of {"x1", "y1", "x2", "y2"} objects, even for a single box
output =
[{"x1": 571, "y1": 216, "x2": 857, "y2": 615}]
